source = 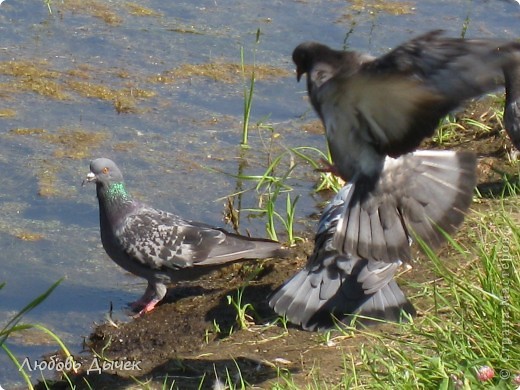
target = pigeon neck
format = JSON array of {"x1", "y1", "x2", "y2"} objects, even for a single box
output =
[
  {"x1": 97, "y1": 181, "x2": 134, "y2": 220},
  {"x1": 105, "y1": 181, "x2": 131, "y2": 199}
]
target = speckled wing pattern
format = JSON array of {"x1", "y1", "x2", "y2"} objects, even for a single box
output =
[{"x1": 115, "y1": 206, "x2": 230, "y2": 271}]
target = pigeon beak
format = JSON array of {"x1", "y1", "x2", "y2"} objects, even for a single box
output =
[
  {"x1": 82, "y1": 172, "x2": 96, "y2": 187},
  {"x1": 296, "y1": 68, "x2": 303, "y2": 82}
]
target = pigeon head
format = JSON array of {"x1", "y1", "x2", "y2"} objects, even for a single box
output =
[
  {"x1": 86, "y1": 158, "x2": 124, "y2": 186},
  {"x1": 85, "y1": 158, "x2": 133, "y2": 203},
  {"x1": 293, "y1": 42, "x2": 318, "y2": 82},
  {"x1": 293, "y1": 42, "x2": 338, "y2": 82}
]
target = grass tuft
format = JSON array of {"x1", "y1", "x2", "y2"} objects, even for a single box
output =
[
  {"x1": 347, "y1": 206, "x2": 519, "y2": 389},
  {"x1": 0, "y1": 279, "x2": 83, "y2": 388}
]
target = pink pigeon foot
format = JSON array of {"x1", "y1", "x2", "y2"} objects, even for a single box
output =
[{"x1": 133, "y1": 298, "x2": 160, "y2": 317}]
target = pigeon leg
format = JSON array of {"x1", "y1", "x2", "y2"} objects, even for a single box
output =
[
  {"x1": 131, "y1": 281, "x2": 168, "y2": 316},
  {"x1": 129, "y1": 283, "x2": 156, "y2": 310},
  {"x1": 316, "y1": 158, "x2": 342, "y2": 177}
]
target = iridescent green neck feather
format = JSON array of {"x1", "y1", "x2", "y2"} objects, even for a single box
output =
[
  {"x1": 97, "y1": 181, "x2": 134, "y2": 225},
  {"x1": 97, "y1": 181, "x2": 133, "y2": 210},
  {"x1": 105, "y1": 182, "x2": 132, "y2": 203}
]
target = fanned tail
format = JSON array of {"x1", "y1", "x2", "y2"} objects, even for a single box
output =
[
  {"x1": 269, "y1": 254, "x2": 415, "y2": 331},
  {"x1": 337, "y1": 150, "x2": 477, "y2": 262}
]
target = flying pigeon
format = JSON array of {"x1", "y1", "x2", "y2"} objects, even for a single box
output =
[
  {"x1": 270, "y1": 150, "x2": 476, "y2": 330},
  {"x1": 85, "y1": 158, "x2": 286, "y2": 315},
  {"x1": 291, "y1": 30, "x2": 503, "y2": 262},
  {"x1": 269, "y1": 32, "x2": 483, "y2": 329},
  {"x1": 293, "y1": 30, "x2": 520, "y2": 158}
]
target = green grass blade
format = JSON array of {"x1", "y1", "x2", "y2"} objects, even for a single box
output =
[
  {"x1": 2, "y1": 343, "x2": 35, "y2": 390},
  {"x1": 0, "y1": 278, "x2": 63, "y2": 345}
]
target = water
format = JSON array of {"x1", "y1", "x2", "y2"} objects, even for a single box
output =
[{"x1": 1, "y1": 0, "x2": 519, "y2": 386}]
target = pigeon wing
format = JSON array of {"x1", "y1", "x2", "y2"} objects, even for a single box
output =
[
  {"x1": 333, "y1": 150, "x2": 476, "y2": 262},
  {"x1": 116, "y1": 207, "x2": 226, "y2": 270},
  {"x1": 270, "y1": 184, "x2": 414, "y2": 330},
  {"x1": 355, "y1": 30, "x2": 520, "y2": 156}
]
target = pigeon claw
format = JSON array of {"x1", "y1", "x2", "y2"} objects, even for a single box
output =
[{"x1": 132, "y1": 299, "x2": 160, "y2": 318}]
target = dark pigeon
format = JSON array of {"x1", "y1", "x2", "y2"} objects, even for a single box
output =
[
  {"x1": 85, "y1": 158, "x2": 286, "y2": 315},
  {"x1": 292, "y1": 30, "x2": 487, "y2": 263},
  {"x1": 270, "y1": 151, "x2": 476, "y2": 330},
  {"x1": 269, "y1": 32, "x2": 485, "y2": 330}
]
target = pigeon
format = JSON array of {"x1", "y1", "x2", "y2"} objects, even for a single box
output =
[
  {"x1": 269, "y1": 150, "x2": 476, "y2": 330},
  {"x1": 291, "y1": 31, "x2": 493, "y2": 262},
  {"x1": 268, "y1": 32, "x2": 484, "y2": 329},
  {"x1": 293, "y1": 30, "x2": 520, "y2": 157},
  {"x1": 85, "y1": 158, "x2": 287, "y2": 315}
]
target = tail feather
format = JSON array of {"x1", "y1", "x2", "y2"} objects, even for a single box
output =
[
  {"x1": 199, "y1": 232, "x2": 288, "y2": 266},
  {"x1": 401, "y1": 151, "x2": 476, "y2": 248},
  {"x1": 335, "y1": 150, "x2": 476, "y2": 262},
  {"x1": 269, "y1": 255, "x2": 415, "y2": 331},
  {"x1": 354, "y1": 280, "x2": 416, "y2": 324},
  {"x1": 272, "y1": 150, "x2": 474, "y2": 331},
  {"x1": 270, "y1": 269, "x2": 311, "y2": 324}
]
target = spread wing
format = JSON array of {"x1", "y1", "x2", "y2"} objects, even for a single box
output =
[
  {"x1": 299, "y1": 183, "x2": 402, "y2": 311},
  {"x1": 324, "y1": 30, "x2": 520, "y2": 157},
  {"x1": 269, "y1": 184, "x2": 412, "y2": 330},
  {"x1": 334, "y1": 151, "x2": 476, "y2": 262}
]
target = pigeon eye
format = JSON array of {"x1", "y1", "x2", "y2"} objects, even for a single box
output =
[{"x1": 102, "y1": 167, "x2": 109, "y2": 174}]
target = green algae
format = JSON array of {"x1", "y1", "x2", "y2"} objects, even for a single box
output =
[
  {"x1": 126, "y1": 2, "x2": 161, "y2": 17},
  {"x1": 58, "y1": 0, "x2": 122, "y2": 25},
  {"x1": 0, "y1": 109, "x2": 17, "y2": 118},
  {"x1": 152, "y1": 63, "x2": 291, "y2": 84},
  {"x1": 0, "y1": 60, "x2": 155, "y2": 113},
  {"x1": 8, "y1": 128, "x2": 109, "y2": 197},
  {"x1": 347, "y1": 0, "x2": 415, "y2": 15}
]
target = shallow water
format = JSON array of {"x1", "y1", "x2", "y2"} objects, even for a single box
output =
[{"x1": 0, "y1": 0, "x2": 519, "y2": 386}]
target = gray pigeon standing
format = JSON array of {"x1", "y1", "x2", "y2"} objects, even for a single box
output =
[
  {"x1": 85, "y1": 158, "x2": 286, "y2": 315},
  {"x1": 269, "y1": 150, "x2": 476, "y2": 330}
]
